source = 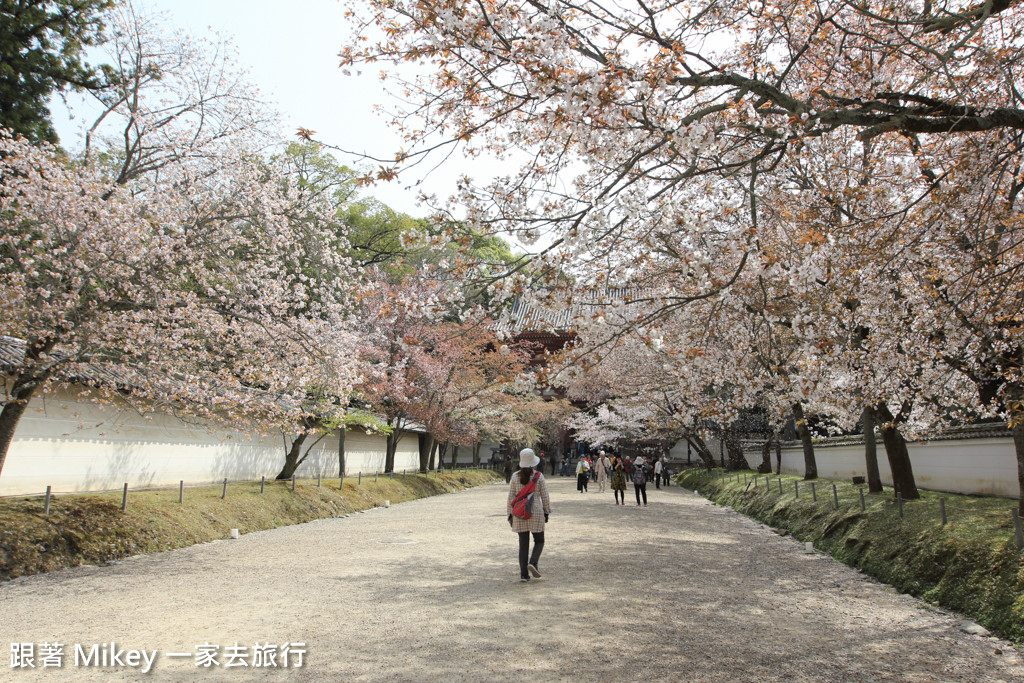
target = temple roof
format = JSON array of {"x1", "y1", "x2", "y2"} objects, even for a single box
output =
[{"x1": 495, "y1": 287, "x2": 652, "y2": 336}]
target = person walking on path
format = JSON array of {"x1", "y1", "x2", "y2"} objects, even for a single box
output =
[
  {"x1": 503, "y1": 455, "x2": 513, "y2": 484},
  {"x1": 549, "y1": 452, "x2": 558, "y2": 476},
  {"x1": 576, "y1": 454, "x2": 591, "y2": 493},
  {"x1": 633, "y1": 456, "x2": 649, "y2": 506},
  {"x1": 653, "y1": 457, "x2": 663, "y2": 489},
  {"x1": 610, "y1": 456, "x2": 627, "y2": 505},
  {"x1": 507, "y1": 448, "x2": 551, "y2": 582},
  {"x1": 594, "y1": 450, "x2": 610, "y2": 493}
]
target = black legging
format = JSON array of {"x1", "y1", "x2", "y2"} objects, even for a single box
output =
[
  {"x1": 518, "y1": 532, "x2": 544, "y2": 577},
  {"x1": 615, "y1": 489, "x2": 625, "y2": 504},
  {"x1": 635, "y1": 483, "x2": 647, "y2": 505}
]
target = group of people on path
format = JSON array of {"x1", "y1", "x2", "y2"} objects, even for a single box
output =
[
  {"x1": 575, "y1": 450, "x2": 670, "y2": 506},
  {"x1": 505, "y1": 447, "x2": 674, "y2": 582}
]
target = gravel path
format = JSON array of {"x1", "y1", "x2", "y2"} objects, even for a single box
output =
[{"x1": 1, "y1": 477, "x2": 1022, "y2": 682}]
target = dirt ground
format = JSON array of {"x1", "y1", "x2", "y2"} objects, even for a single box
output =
[{"x1": 1, "y1": 477, "x2": 1022, "y2": 682}]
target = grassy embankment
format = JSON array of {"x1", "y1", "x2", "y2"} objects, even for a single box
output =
[
  {"x1": 0, "y1": 470, "x2": 501, "y2": 582},
  {"x1": 677, "y1": 468, "x2": 1024, "y2": 642}
]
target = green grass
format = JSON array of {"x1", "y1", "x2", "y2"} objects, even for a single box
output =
[
  {"x1": 0, "y1": 470, "x2": 500, "y2": 582},
  {"x1": 677, "y1": 468, "x2": 1024, "y2": 642}
]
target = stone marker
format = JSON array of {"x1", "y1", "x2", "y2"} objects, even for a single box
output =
[{"x1": 959, "y1": 620, "x2": 991, "y2": 637}]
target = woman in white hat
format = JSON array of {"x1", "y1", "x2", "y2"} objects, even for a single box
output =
[{"x1": 507, "y1": 448, "x2": 551, "y2": 582}]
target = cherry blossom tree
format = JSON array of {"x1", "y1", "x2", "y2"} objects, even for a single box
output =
[
  {"x1": 408, "y1": 321, "x2": 540, "y2": 467},
  {"x1": 337, "y1": 0, "x2": 1024, "y2": 284},
  {"x1": 80, "y1": 2, "x2": 276, "y2": 186},
  {"x1": 354, "y1": 272, "x2": 465, "y2": 472},
  {"x1": 0, "y1": 132, "x2": 362, "y2": 480},
  {"x1": 337, "y1": 0, "x2": 1024, "y2": 506}
]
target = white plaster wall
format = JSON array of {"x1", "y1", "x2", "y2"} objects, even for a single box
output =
[
  {"x1": 0, "y1": 388, "x2": 420, "y2": 496},
  {"x1": 668, "y1": 437, "x2": 725, "y2": 464},
  {"x1": 339, "y1": 429, "x2": 420, "y2": 477},
  {"x1": 449, "y1": 441, "x2": 502, "y2": 465},
  {"x1": 771, "y1": 437, "x2": 1017, "y2": 498}
]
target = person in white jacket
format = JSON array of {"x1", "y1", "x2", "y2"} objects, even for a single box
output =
[{"x1": 594, "y1": 450, "x2": 611, "y2": 493}]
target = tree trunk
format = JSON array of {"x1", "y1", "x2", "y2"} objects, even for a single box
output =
[
  {"x1": 472, "y1": 443, "x2": 481, "y2": 466},
  {"x1": 872, "y1": 402, "x2": 920, "y2": 500},
  {"x1": 686, "y1": 435, "x2": 716, "y2": 469},
  {"x1": 774, "y1": 437, "x2": 782, "y2": 475},
  {"x1": 384, "y1": 427, "x2": 399, "y2": 473},
  {"x1": 437, "y1": 442, "x2": 449, "y2": 470},
  {"x1": 0, "y1": 349, "x2": 57, "y2": 479},
  {"x1": 792, "y1": 402, "x2": 818, "y2": 480},
  {"x1": 758, "y1": 435, "x2": 773, "y2": 474},
  {"x1": 1012, "y1": 417, "x2": 1024, "y2": 516},
  {"x1": 276, "y1": 432, "x2": 309, "y2": 480},
  {"x1": 0, "y1": 380, "x2": 40, "y2": 479},
  {"x1": 1006, "y1": 384, "x2": 1024, "y2": 515},
  {"x1": 418, "y1": 433, "x2": 433, "y2": 473},
  {"x1": 338, "y1": 428, "x2": 347, "y2": 478},
  {"x1": 428, "y1": 438, "x2": 438, "y2": 470},
  {"x1": 861, "y1": 406, "x2": 883, "y2": 493},
  {"x1": 724, "y1": 428, "x2": 749, "y2": 470},
  {"x1": 451, "y1": 444, "x2": 460, "y2": 469}
]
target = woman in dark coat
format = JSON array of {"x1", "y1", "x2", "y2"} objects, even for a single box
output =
[{"x1": 610, "y1": 456, "x2": 627, "y2": 505}]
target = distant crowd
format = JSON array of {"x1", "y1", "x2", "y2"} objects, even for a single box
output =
[{"x1": 502, "y1": 450, "x2": 672, "y2": 507}]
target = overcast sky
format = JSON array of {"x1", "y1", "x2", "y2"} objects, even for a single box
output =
[{"x1": 52, "y1": 0, "x2": 468, "y2": 218}]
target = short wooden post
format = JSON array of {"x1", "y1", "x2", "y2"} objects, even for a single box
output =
[
  {"x1": 939, "y1": 498, "x2": 947, "y2": 525},
  {"x1": 260, "y1": 476, "x2": 265, "y2": 494},
  {"x1": 44, "y1": 486, "x2": 51, "y2": 515},
  {"x1": 179, "y1": 480, "x2": 184, "y2": 504},
  {"x1": 318, "y1": 473, "x2": 322, "y2": 488},
  {"x1": 832, "y1": 484, "x2": 839, "y2": 509},
  {"x1": 291, "y1": 474, "x2": 296, "y2": 492},
  {"x1": 859, "y1": 488, "x2": 865, "y2": 512},
  {"x1": 222, "y1": 477, "x2": 228, "y2": 499},
  {"x1": 358, "y1": 471, "x2": 362, "y2": 485},
  {"x1": 777, "y1": 477, "x2": 783, "y2": 494},
  {"x1": 753, "y1": 476, "x2": 758, "y2": 488},
  {"x1": 811, "y1": 482, "x2": 817, "y2": 501},
  {"x1": 897, "y1": 492, "x2": 904, "y2": 518},
  {"x1": 390, "y1": 470, "x2": 394, "y2": 479},
  {"x1": 1012, "y1": 509, "x2": 1023, "y2": 549},
  {"x1": 121, "y1": 482, "x2": 128, "y2": 511},
  {"x1": 794, "y1": 480, "x2": 799, "y2": 498},
  {"x1": 374, "y1": 471, "x2": 378, "y2": 482}
]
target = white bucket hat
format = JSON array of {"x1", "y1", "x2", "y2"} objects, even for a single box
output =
[{"x1": 519, "y1": 448, "x2": 540, "y2": 469}]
